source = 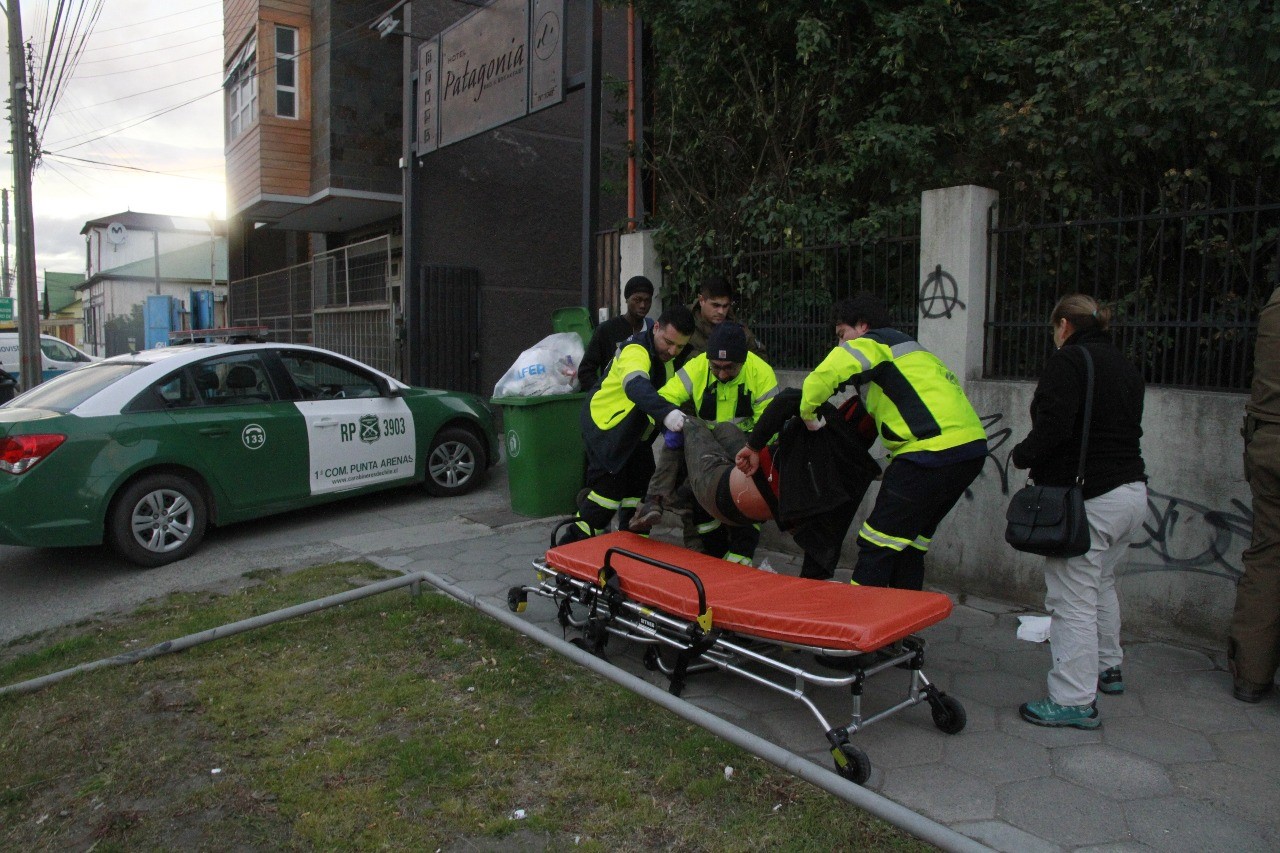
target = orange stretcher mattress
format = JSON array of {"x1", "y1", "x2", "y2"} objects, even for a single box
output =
[{"x1": 545, "y1": 532, "x2": 953, "y2": 652}]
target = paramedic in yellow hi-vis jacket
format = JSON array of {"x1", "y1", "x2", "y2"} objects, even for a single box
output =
[
  {"x1": 801, "y1": 292, "x2": 988, "y2": 591},
  {"x1": 557, "y1": 305, "x2": 696, "y2": 546},
  {"x1": 634, "y1": 322, "x2": 778, "y2": 563}
]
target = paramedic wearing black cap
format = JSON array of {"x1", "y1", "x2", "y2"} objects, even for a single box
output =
[
  {"x1": 559, "y1": 305, "x2": 696, "y2": 545},
  {"x1": 800, "y1": 292, "x2": 987, "y2": 591},
  {"x1": 637, "y1": 322, "x2": 778, "y2": 563},
  {"x1": 577, "y1": 275, "x2": 655, "y2": 392}
]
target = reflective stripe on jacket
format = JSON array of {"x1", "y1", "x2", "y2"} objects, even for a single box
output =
[
  {"x1": 800, "y1": 327, "x2": 986, "y2": 458},
  {"x1": 582, "y1": 330, "x2": 676, "y2": 474},
  {"x1": 658, "y1": 351, "x2": 778, "y2": 430}
]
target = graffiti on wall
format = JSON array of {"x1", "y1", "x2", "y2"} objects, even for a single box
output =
[
  {"x1": 968, "y1": 410, "x2": 1250, "y2": 582},
  {"x1": 919, "y1": 265, "x2": 965, "y2": 319}
]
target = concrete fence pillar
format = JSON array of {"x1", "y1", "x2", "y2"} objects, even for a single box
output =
[
  {"x1": 916, "y1": 185, "x2": 998, "y2": 382},
  {"x1": 619, "y1": 230, "x2": 664, "y2": 322}
]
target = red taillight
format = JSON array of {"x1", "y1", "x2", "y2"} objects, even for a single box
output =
[{"x1": 0, "y1": 434, "x2": 67, "y2": 474}]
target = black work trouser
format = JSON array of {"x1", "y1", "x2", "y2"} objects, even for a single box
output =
[
  {"x1": 559, "y1": 441, "x2": 656, "y2": 544},
  {"x1": 853, "y1": 455, "x2": 984, "y2": 590}
]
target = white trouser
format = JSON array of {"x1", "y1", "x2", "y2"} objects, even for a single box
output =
[{"x1": 1044, "y1": 481, "x2": 1149, "y2": 707}]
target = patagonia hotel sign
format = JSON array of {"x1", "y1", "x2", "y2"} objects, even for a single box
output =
[{"x1": 416, "y1": 0, "x2": 565, "y2": 152}]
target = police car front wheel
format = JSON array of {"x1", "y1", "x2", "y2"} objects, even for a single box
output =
[
  {"x1": 108, "y1": 473, "x2": 209, "y2": 567},
  {"x1": 425, "y1": 427, "x2": 486, "y2": 497}
]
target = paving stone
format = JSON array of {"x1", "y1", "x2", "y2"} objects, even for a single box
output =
[
  {"x1": 1090, "y1": 687, "x2": 1146, "y2": 719},
  {"x1": 1053, "y1": 743, "x2": 1173, "y2": 800},
  {"x1": 846, "y1": 718, "x2": 951, "y2": 770},
  {"x1": 1178, "y1": 666, "x2": 1239, "y2": 700},
  {"x1": 958, "y1": 623, "x2": 1029, "y2": 654},
  {"x1": 952, "y1": 669, "x2": 1043, "y2": 711},
  {"x1": 943, "y1": 729, "x2": 1052, "y2": 783},
  {"x1": 880, "y1": 764, "x2": 997, "y2": 823},
  {"x1": 920, "y1": 639, "x2": 992, "y2": 674},
  {"x1": 956, "y1": 594, "x2": 1026, "y2": 616},
  {"x1": 942, "y1": 603, "x2": 999, "y2": 629},
  {"x1": 1123, "y1": 642, "x2": 1215, "y2": 675},
  {"x1": 952, "y1": 819, "x2": 1063, "y2": 853},
  {"x1": 1243, "y1": 700, "x2": 1280, "y2": 734},
  {"x1": 996, "y1": 645, "x2": 1053, "y2": 682},
  {"x1": 1125, "y1": 796, "x2": 1273, "y2": 852},
  {"x1": 1170, "y1": 761, "x2": 1280, "y2": 827},
  {"x1": 999, "y1": 777, "x2": 1129, "y2": 846},
  {"x1": 1209, "y1": 728, "x2": 1280, "y2": 779},
  {"x1": 1139, "y1": 687, "x2": 1254, "y2": 734},
  {"x1": 1101, "y1": 717, "x2": 1215, "y2": 764}
]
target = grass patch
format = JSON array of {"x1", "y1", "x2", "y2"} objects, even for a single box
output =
[{"x1": 0, "y1": 562, "x2": 930, "y2": 851}]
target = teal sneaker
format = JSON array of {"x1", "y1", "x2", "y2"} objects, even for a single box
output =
[
  {"x1": 1019, "y1": 698, "x2": 1100, "y2": 729},
  {"x1": 1098, "y1": 666, "x2": 1124, "y2": 695}
]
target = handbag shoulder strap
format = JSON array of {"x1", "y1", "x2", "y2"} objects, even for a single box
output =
[{"x1": 1074, "y1": 345, "x2": 1095, "y2": 484}]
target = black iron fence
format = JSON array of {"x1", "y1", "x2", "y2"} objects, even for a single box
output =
[
  {"x1": 722, "y1": 220, "x2": 921, "y2": 371},
  {"x1": 986, "y1": 182, "x2": 1280, "y2": 391}
]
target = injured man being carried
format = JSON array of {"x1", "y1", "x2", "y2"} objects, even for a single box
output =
[{"x1": 681, "y1": 387, "x2": 883, "y2": 580}]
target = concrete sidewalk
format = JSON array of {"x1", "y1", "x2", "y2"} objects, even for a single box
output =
[{"x1": 352, "y1": 487, "x2": 1280, "y2": 852}]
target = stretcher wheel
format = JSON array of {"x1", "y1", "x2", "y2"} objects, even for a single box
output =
[
  {"x1": 506, "y1": 587, "x2": 527, "y2": 613},
  {"x1": 643, "y1": 646, "x2": 661, "y2": 671},
  {"x1": 928, "y1": 693, "x2": 967, "y2": 734},
  {"x1": 834, "y1": 742, "x2": 871, "y2": 785}
]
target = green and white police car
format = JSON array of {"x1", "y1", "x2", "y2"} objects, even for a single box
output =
[{"x1": 0, "y1": 342, "x2": 499, "y2": 567}]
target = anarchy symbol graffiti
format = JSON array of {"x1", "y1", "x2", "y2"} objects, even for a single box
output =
[{"x1": 919, "y1": 264, "x2": 965, "y2": 319}]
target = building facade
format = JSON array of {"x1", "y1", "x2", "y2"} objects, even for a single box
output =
[
  {"x1": 78, "y1": 212, "x2": 229, "y2": 356},
  {"x1": 223, "y1": 0, "x2": 629, "y2": 392}
]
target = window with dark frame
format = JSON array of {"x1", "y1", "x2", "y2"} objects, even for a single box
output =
[{"x1": 275, "y1": 26, "x2": 298, "y2": 119}]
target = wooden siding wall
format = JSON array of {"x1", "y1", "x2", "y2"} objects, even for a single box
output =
[{"x1": 224, "y1": 0, "x2": 313, "y2": 214}]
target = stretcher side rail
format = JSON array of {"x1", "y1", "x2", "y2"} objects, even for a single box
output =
[{"x1": 513, "y1": 541, "x2": 968, "y2": 786}]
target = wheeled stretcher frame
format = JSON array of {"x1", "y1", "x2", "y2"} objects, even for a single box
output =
[{"x1": 507, "y1": 528, "x2": 966, "y2": 784}]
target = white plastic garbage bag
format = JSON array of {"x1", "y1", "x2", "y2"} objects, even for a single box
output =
[{"x1": 492, "y1": 332, "x2": 585, "y2": 397}]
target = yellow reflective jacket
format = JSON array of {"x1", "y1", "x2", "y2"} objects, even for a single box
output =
[
  {"x1": 583, "y1": 330, "x2": 677, "y2": 473},
  {"x1": 658, "y1": 351, "x2": 778, "y2": 432},
  {"x1": 801, "y1": 328, "x2": 986, "y2": 460}
]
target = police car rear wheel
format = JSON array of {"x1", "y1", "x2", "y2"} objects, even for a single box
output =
[
  {"x1": 108, "y1": 473, "x2": 208, "y2": 567},
  {"x1": 425, "y1": 427, "x2": 486, "y2": 497}
]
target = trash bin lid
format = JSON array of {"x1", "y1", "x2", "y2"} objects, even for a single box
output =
[{"x1": 552, "y1": 306, "x2": 593, "y2": 348}]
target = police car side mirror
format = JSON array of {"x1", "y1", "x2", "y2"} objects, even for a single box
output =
[{"x1": 376, "y1": 376, "x2": 403, "y2": 397}]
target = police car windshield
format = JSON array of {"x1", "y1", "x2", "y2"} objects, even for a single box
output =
[{"x1": 6, "y1": 363, "x2": 145, "y2": 412}]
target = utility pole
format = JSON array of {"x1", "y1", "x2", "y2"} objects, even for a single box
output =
[
  {"x1": 8, "y1": 0, "x2": 41, "y2": 389},
  {"x1": 1, "y1": 188, "x2": 11, "y2": 298}
]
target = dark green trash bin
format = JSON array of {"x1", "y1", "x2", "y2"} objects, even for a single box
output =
[{"x1": 491, "y1": 392, "x2": 588, "y2": 517}]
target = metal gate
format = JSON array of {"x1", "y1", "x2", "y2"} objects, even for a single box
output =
[
  {"x1": 420, "y1": 264, "x2": 481, "y2": 394},
  {"x1": 229, "y1": 237, "x2": 397, "y2": 377},
  {"x1": 312, "y1": 238, "x2": 396, "y2": 377}
]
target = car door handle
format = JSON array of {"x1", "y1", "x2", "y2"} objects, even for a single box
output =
[
  {"x1": 313, "y1": 418, "x2": 341, "y2": 428},
  {"x1": 199, "y1": 427, "x2": 229, "y2": 437}
]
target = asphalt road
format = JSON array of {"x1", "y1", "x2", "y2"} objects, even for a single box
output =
[{"x1": 0, "y1": 471, "x2": 514, "y2": 647}]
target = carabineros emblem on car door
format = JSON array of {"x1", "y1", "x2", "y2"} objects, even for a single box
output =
[{"x1": 359, "y1": 414, "x2": 381, "y2": 444}]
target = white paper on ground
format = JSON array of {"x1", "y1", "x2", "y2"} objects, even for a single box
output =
[{"x1": 1017, "y1": 615, "x2": 1051, "y2": 643}]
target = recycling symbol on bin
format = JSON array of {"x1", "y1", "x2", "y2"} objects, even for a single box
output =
[{"x1": 506, "y1": 429, "x2": 521, "y2": 458}]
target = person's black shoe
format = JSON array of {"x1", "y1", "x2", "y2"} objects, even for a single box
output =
[{"x1": 1233, "y1": 678, "x2": 1274, "y2": 703}]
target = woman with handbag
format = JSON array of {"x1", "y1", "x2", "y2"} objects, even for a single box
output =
[{"x1": 1011, "y1": 294, "x2": 1148, "y2": 729}]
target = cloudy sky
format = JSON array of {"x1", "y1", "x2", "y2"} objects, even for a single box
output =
[{"x1": 2, "y1": 0, "x2": 225, "y2": 280}]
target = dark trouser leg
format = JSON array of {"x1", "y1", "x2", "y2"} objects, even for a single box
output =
[
  {"x1": 724, "y1": 523, "x2": 760, "y2": 565},
  {"x1": 561, "y1": 445, "x2": 656, "y2": 545},
  {"x1": 1230, "y1": 426, "x2": 1280, "y2": 686},
  {"x1": 794, "y1": 500, "x2": 859, "y2": 580},
  {"x1": 853, "y1": 455, "x2": 984, "y2": 590}
]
